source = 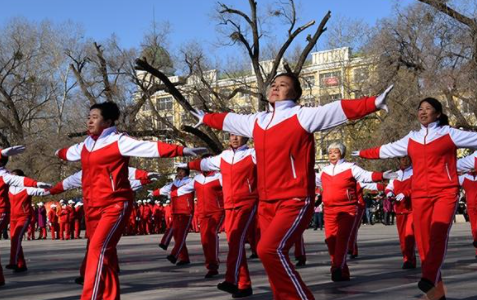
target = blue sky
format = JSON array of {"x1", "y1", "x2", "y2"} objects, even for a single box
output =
[{"x1": 1, "y1": 0, "x2": 415, "y2": 60}]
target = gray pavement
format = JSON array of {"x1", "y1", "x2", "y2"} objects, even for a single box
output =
[{"x1": 1, "y1": 223, "x2": 477, "y2": 300}]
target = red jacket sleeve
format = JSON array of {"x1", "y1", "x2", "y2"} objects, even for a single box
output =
[
  {"x1": 158, "y1": 142, "x2": 184, "y2": 157},
  {"x1": 203, "y1": 113, "x2": 229, "y2": 130},
  {"x1": 49, "y1": 182, "x2": 65, "y2": 195},
  {"x1": 341, "y1": 96, "x2": 377, "y2": 120},
  {"x1": 371, "y1": 172, "x2": 384, "y2": 182},
  {"x1": 359, "y1": 146, "x2": 381, "y2": 159},
  {"x1": 188, "y1": 159, "x2": 203, "y2": 171}
]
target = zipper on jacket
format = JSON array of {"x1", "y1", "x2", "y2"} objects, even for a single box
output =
[
  {"x1": 290, "y1": 154, "x2": 297, "y2": 179},
  {"x1": 445, "y1": 163, "x2": 452, "y2": 181},
  {"x1": 109, "y1": 173, "x2": 115, "y2": 192},
  {"x1": 247, "y1": 178, "x2": 252, "y2": 193}
]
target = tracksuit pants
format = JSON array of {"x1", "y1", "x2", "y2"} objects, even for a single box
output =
[
  {"x1": 170, "y1": 214, "x2": 193, "y2": 262},
  {"x1": 257, "y1": 197, "x2": 315, "y2": 300},
  {"x1": 81, "y1": 201, "x2": 131, "y2": 300},
  {"x1": 294, "y1": 235, "x2": 306, "y2": 261},
  {"x1": 224, "y1": 204, "x2": 257, "y2": 289},
  {"x1": 0, "y1": 211, "x2": 9, "y2": 283},
  {"x1": 75, "y1": 219, "x2": 82, "y2": 239},
  {"x1": 324, "y1": 205, "x2": 360, "y2": 279},
  {"x1": 467, "y1": 203, "x2": 477, "y2": 255},
  {"x1": 27, "y1": 221, "x2": 36, "y2": 240},
  {"x1": 199, "y1": 212, "x2": 225, "y2": 271},
  {"x1": 247, "y1": 214, "x2": 260, "y2": 256},
  {"x1": 9, "y1": 217, "x2": 30, "y2": 269},
  {"x1": 412, "y1": 193, "x2": 458, "y2": 286},
  {"x1": 59, "y1": 222, "x2": 70, "y2": 240},
  {"x1": 80, "y1": 239, "x2": 120, "y2": 278},
  {"x1": 348, "y1": 204, "x2": 365, "y2": 257},
  {"x1": 50, "y1": 223, "x2": 59, "y2": 240},
  {"x1": 160, "y1": 227, "x2": 173, "y2": 249},
  {"x1": 38, "y1": 226, "x2": 47, "y2": 239},
  {"x1": 395, "y1": 213, "x2": 416, "y2": 265}
]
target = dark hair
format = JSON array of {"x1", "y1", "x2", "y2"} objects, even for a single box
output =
[
  {"x1": 177, "y1": 166, "x2": 190, "y2": 176},
  {"x1": 0, "y1": 154, "x2": 8, "y2": 167},
  {"x1": 273, "y1": 73, "x2": 303, "y2": 101},
  {"x1": 11, "y1": 169, "x2": 24, "y2": 176},
  {"x1": 418, "y1": 97, "x2": 449, "y2": 126},
  {"x1": 201, "y1": 154, "x2": 212, "y2": 159},
  {"x1": 90, "y1": 102, "x2": 120, "y2": 124}
]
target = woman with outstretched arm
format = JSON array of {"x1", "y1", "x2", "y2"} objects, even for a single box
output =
[
  {"x1": 352, "y1": 98, "x2": 477, "y2": 300},
  {"x1": 190, "y1": 72, "x2": 393, "y2": 300}
]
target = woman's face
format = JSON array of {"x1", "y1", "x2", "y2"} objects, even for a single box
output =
[
  {"x1": 267, "y1": 76, "x2": 296, "y2": 104},
  {"x1": 229, "y1": 134, "x2": 247, "y2": 149},
  {"x1": 328, "y1": 148, "x2": 342, "y2": 165},
  {"x1": 88, "y1": 108, "x2": 112, "y2": 135},
  {"x1": 418, "y1": 101, "x2": 441, "y2": 127}
]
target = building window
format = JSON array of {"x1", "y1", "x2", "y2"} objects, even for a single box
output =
[
  {"x1": 302, "y1": 75, "x2": 315, "y2": 89},
  {"x1": 319, "y1": 71, "x2": 341, "y2": 88},
  {"x1": 157, "y1": 97, "x2": 173, "y2": 111},
  {"x1": 353, "y1": 67, "x2": 369, "y2": 83}
]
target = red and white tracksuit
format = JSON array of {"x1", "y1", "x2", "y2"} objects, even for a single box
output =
[
  {"x1": 58, "y1": 207, "x2": 71, "y2": 240},
  {"x1": 348, "y1": 182, "x2": 384, "y2": 257},
  {"x1": 202, "y1": 96, "x2": 378, "y2": 299},
  {"x1": 385, "y1": 167, "x2": 416, "y2": 266},
  {"x1": 317, "y1": 160, "x2": 383, "y2": 279},
  {"x1": 153, "y1": 204, "x2": 164, "y2": 233},
  {"x1": 175, "y1": 171, "x2": 224, "y2": 271},
  {"x1": 48, "y1": 208, "x2": 59, "y2": 240},
  {"x1": 358, "y1": 121, "x2": 477, "y2": 287},
  {"x1": 0, "y1": 167, "x2": 39, "y2": 283},
  {"x1": 8, "y1": 186, "x2": 48, "y2": 269},
  {"x1": 140, "y1": 203, "x2": 152, "y2": 234},
  {"x1": 153, "y1": 177, "x2": 194, "y2": 262},
  {"x1": 188, "y1": 145, "x2": 258, "y2": 290},
  {"x1": 56, "y1": 125, "x2": 184, "y2": 300}
]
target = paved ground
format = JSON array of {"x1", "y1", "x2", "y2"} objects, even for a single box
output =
[{"x1": 1, "y1": 223, "x2": 477, "y2": 300}]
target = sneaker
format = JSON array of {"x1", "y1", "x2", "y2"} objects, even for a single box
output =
[
  {"x1": 176, "y1": 260, "x2": 190, "y2": 266},
  {"x1": 217, "y1": 281, "x2": 238, "y2": 294},
  {"x1": 0, "y1": 281, "x2": 5, "y2": 287},
  {"x1": 204, "y1": 270, "x2": 218, "y2": 278},
  {"x1": 159, "y1": 243, "x2": 168, "y2": 251},
  {"x1": 402, "y1": 261, "x2": 416, "y2": 269},
  {"x1": 166, "y1": 255, "x2": 177, "y2": 264},
  {"x1": 331, "y1": 269, "x2": 350, "y2": 282},
  {"x1": 74, "y1": 276, "x2": 84, "y2": 285},
  {"x1": 473, "y1": 240, "x2": 477, "y2": 248},
  {"x1": 249, "y1": 253, "x2": 258, "y2": 259},
  {"x1": 232, "y1": 287, "x2": 253, "y2": 298},
  {"x1": 295, "y1": 259, "x2": 306, "y2": 267},
  {"x1": 13, "y1": 266, "x2": 28, "y2": 273},
  {"x1": 5, "y1": 264, "x2": 15, "y2": 270}
]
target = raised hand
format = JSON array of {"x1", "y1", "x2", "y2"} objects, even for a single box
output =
[
  {"x1": 177, "y1": 163, "x2": 188, "y2": 169},
  {"x1": 351, "y1": 150, "x2": 360, "y2": 157},
  {"x1": 383, "y1": 170, "x2": 398, "y2": 180},
  {"x1": 183, "y1": 147, "x2": 208, "y2": 157},
  {"x1": 190, "y1": 109, "x2": 205, "y2": 128},
  {"x1": 37, "y1": 182, "x2": 53, "y2": 189},
  {"x1": 375, "y1": 85, "x2": 394, "y2": 113},
  {"x1": 1, "y1": 145, "x2": 26, "y2": 157}
]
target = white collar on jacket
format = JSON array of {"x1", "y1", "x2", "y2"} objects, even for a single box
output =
[
  {"x1": 420, "y1": 121, "x2": 440, "y2": 131},
  {"x1": 268, "y1": 100, "x2": 298, "y2": 112},
  {"x1": 231, "y1": 145, "x2": 249, "y2": 152},
  {"x1": 85, "y1": 126, "x2": 119, "y2": 151}
]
